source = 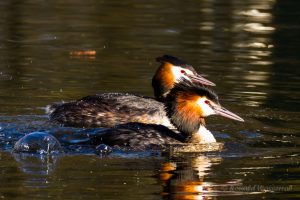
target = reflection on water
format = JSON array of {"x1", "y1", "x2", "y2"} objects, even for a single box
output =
[
  {"x1": 0, "y1": 150, "x2": 297, "y2": 199},
  {"x1": 0, "y1": 0, "x2": 299, "y2": 199},
  {"x1": 160, "y1": 155, "x2": 221, "y2": 199},
  {"x1": 13, "y1": 153, "x2": 59, "y2": 189},
  {"x1": 13, "y1": 153, "x2": 59, "y2": 176}
]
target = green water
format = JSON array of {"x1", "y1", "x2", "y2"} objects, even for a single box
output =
[{"x1": 0, "y1": 0, "x2": 299, "y2": 199}]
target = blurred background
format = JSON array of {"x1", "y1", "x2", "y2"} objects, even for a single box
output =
[
  {"x1": 0, "y1": 0, "x2": 299, "y2": 115},
  {"x1": 0, "y1": 0, "x2": 299, "y2": 199}
]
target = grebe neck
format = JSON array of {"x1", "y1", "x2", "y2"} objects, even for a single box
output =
[
  {"x1": 165, "y1": 89, "x2": 217, "y2": 143},
  {"x1": 187, "y1": 125, "x2": 216, "y2": 143}
]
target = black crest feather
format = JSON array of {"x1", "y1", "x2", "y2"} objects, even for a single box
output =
[
  {"x1": 156, "y1": 55, "x2": 196, "y2": 72},
  {"x1": 168, "y1": 80, "x2": 219, "y2": 103}
]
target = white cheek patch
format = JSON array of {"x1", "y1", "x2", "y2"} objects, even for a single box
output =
[
  {"x1": 184, "y1": 69, "x2": 194, "y2": 75},
  {"x1": 197, "y1": 98, "x2": 216, "y2": 116},
  {"x1": 171, "y1": 66, "x2": 184, "y2": 82},
  {"x1": 171, "y1": 66, "x2": 192, "y2": 83}
]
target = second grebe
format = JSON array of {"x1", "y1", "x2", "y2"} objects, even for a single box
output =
[
  {"x1": 47, "y1": 55, "x2": 215, "y2": 128},
  {"x1": 90, "y1": 82, "x2": 244, "y2": 150}
]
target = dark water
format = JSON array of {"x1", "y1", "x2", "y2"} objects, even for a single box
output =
[{"x1": 0, "y1": 0, "x2": 299, "y2": 199}]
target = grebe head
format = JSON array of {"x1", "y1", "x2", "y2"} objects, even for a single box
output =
[
  {"x1": 152, "y1": 55, "x2": 215, "y2": 101},
  {"x1": 165, "y1": 81, "x2": 244, "y2": 142}
]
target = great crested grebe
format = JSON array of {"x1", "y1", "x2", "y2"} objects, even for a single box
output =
[
  {"x1": 90, "y1": 82, "x2": 244, "y2": 150},
  {"x1": 47, "y1": 55, "x2": 215, "y2": 128}
]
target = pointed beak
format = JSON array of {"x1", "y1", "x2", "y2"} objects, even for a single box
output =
[
  {"x1": 213, "y1": 105, "x2": 244, "y2": 122},
  {"x1": 188, "y1": 74, "x2": 216, "y2": 86}
]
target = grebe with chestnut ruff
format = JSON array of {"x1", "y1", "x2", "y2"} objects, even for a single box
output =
[
  {"x1": 47, "y1": 55, "x2": 215, "y2": 128},
  {"x1": 90, "y1": 81, "x2": 244, "y2": 150}
]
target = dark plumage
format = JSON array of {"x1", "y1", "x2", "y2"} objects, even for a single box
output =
[
  {"x1": 48, "y1": 55, "x2": 215, "y2": 129},
  {"x1": 89, "y1": 82, "x2": 220, "y2": 149},
  {"x1": 48, "y1": 93, "x2": 170, "y2": 128},
  {"x1": 168, "y1": 81, "x2": 219, "y2": 103},
  {"x1": 91, "y1": 122, "x2": 185, "y2": 150},
  {"x1": 156, "y1": 55, "x2": 197, "y2": 73}
]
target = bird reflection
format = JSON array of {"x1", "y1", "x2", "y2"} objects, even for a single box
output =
[{"x1": 158, "y1": 155, "x2": 221, "y2": 200}]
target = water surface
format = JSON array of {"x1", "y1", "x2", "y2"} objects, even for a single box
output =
[{"x1": 0, "y1": 0, "x2": 299, "y2": 199}]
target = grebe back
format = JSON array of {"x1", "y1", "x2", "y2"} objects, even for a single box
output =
[{"x1": 48, "y1": 55, "x2": 215, "y2": 128}]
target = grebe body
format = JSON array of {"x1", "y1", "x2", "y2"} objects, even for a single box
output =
[
  {"x1": 48, "y1": 93, "x2": 173, "y2": 128},
  {"x1": 48, "y1": 55, "x2": 215, "y2": 128},
  {"x1": 90, "y1": 82, "x2": 244, "y2": 150}
]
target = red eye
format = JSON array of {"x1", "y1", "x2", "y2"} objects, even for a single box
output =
[
  {"x1": 204, "y1": 100, "x2": 210, "y2": 104},
  {"x1": 181, "y1": 70, "x2": 186, "y2": 74}
]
